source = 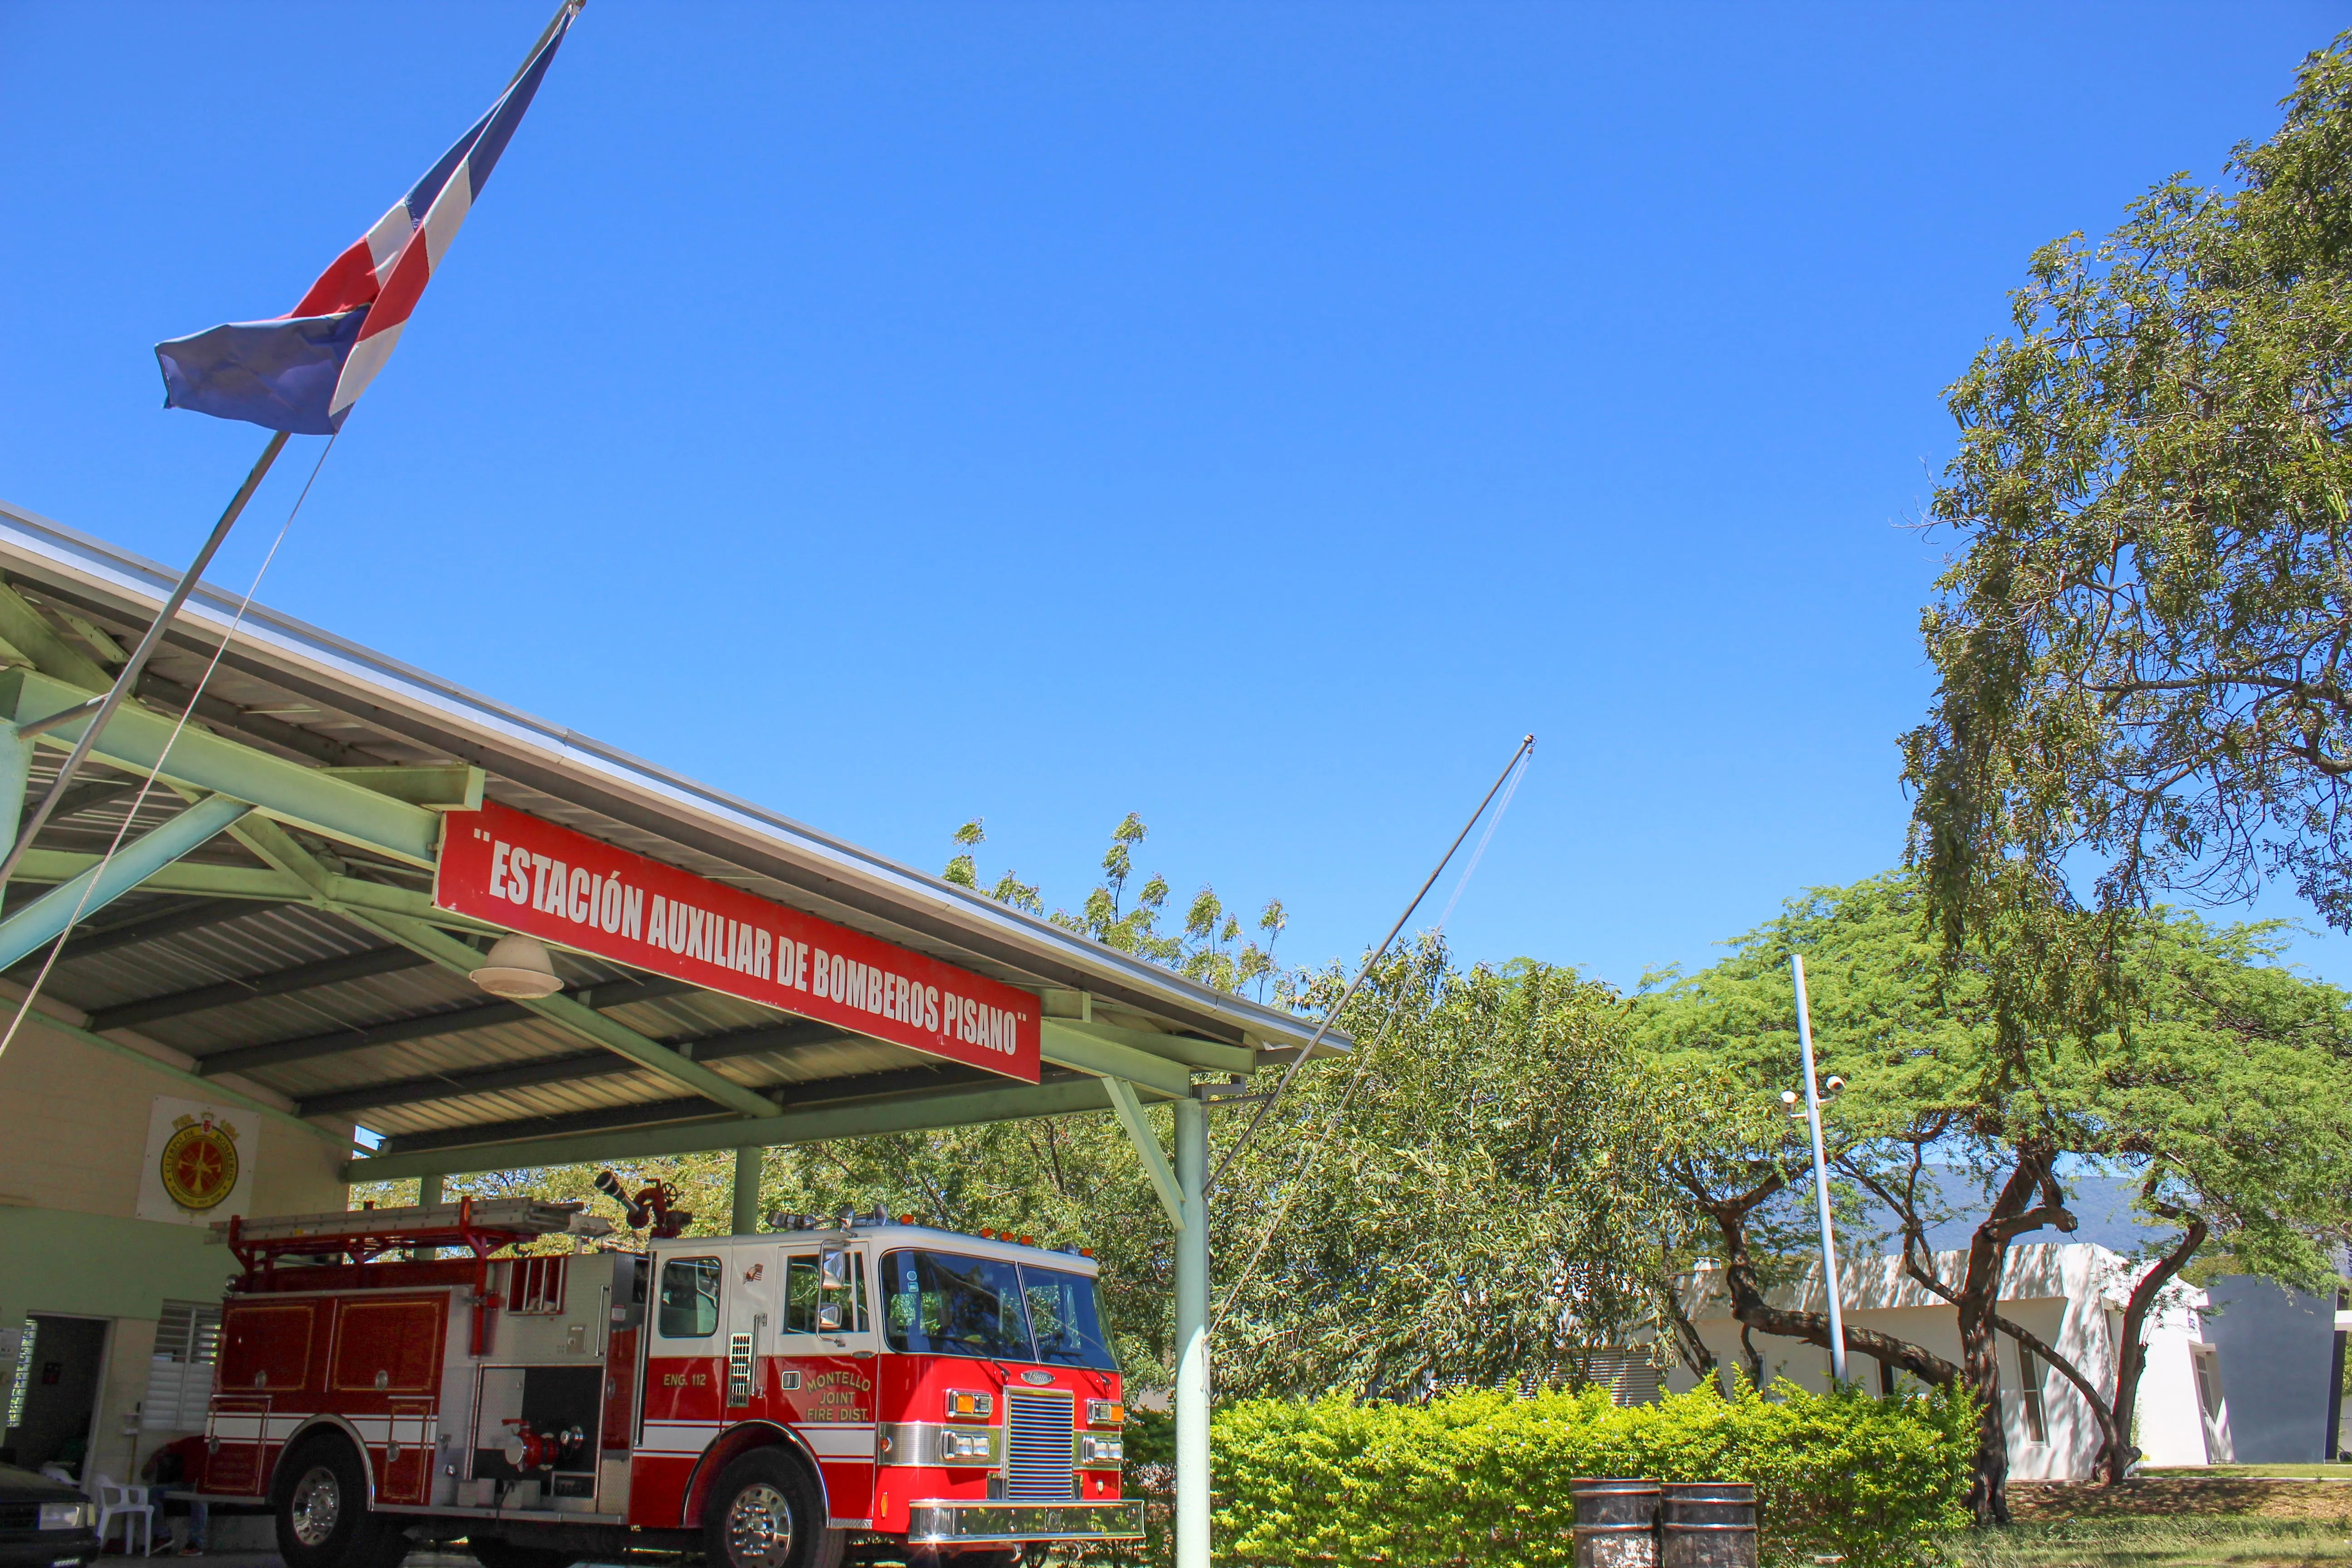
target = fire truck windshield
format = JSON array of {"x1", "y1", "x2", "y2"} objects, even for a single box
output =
[
  {"x1": 1019, "y1": 1264, "x2": 1117, "y2": 1370},
  {"x1": 881, "y1": 1249, "x2": 1117, "y2": 1369}
]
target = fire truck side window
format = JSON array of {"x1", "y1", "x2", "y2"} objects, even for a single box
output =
[
  {"x1": 784, "y1": 1255, "x2": 818, "y2": 1334},
  {"x1": 656, "y1": 1256, "x2": 722, "y2": 1338},
  {"x1": 880, "y1": 1249, "x2": 1030, "y2": 1360},
  {"x1": 784, "y1": 1253, "x2": 871, "y2": 1334}
]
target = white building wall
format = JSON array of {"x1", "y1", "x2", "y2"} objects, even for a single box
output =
[{"x1": 1663, "y1": 1243, "x2": 2221, "y2": 1480}]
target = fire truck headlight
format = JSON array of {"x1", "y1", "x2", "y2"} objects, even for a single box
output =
[
  {"x1": 1086, "y1": 1400, "x2": 1125, "y2": 1426},
  {"x1": 1079, "y1": 1436, "x2": 1123, "y2": 1464},
  {"x1": 38, "y1": 1503, "x2": 94, "y2": 1530},
  {"x1": 936, "y1": 1429, "x2": 993, "y2": 1463}
]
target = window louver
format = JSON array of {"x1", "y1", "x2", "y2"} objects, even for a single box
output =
[{"x1": 143, "y1": 1300, "x2": 223, "y2": 1432}]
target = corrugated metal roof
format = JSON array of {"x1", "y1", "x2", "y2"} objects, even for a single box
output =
[{"x1": 0, "y1": 497, "x2": 1339, "y2": 1166}]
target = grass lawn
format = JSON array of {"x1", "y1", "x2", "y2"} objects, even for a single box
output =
[
  {"x1": 1942, "y1": 1518, "x2": 2352, "y2": 1567},
  {"x1": 1940, "y1": 1476, "x2": 2352, "y2": 1566}
]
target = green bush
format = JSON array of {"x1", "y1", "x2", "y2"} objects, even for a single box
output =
[{"x1": 1210, "y1": 1381, "x2": 1974, "y2": 1568}]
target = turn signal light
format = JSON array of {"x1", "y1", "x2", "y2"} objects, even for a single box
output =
[
  {"x1": 1087, "y1": 1399, "x2": 1125, "y2": 1426},
  {"x1": 947, "y1": 1388, "x2": 994, "y2": 1419}
]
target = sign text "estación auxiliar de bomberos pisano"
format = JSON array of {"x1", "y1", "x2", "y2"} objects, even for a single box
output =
[{"x1": 435, "y1": 801, "x2": 1040, "y2": 1082}]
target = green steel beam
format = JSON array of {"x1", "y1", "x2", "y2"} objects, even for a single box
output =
[
  {"x1": 0, "y1": 586, "x2": 113, "y2": 691},
  {"x1": 1053, "y1": 1019, "x2": 1257, "y2": 1076},
  {"x1": 344, "y1": 1074, "x2": 1119, "y2": 1182},
  {"x1": 319, "y1": 765, "x2": 484, "y2": 812},
  {"x1": 352, "y1": 907, "x2": 783, "y2": 1120},
  {"x1": 1040, "y1": 1019, "x2": 1195, "y2": 1098},
  {"x1": 0, "y1": 723, "x2": 29, "y2": 856},
  {"x1": 0, "y1": 667, "x2": 442, "y2": 866},
  {"x1": 1102, "y1": 1075, "x2": 1186, "y2": 1230},
  {"x1": 0, "y1": 794, "x2": 252, "y2": 968},
  {"x1": 7, "y1": 853, "x2": 499, "y2": 938},
  {"x1": 10, "y1": 851, "x2": 300, "y2": 900}
]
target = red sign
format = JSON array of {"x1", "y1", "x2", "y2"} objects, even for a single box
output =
[{"x1": 434, "y1": 802, "x2": 1040, "y2": 1083}]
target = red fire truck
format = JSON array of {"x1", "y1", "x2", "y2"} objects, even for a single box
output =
[{"x1": 191, "y1": 1196, "x2": 1138, "y2": 1568}]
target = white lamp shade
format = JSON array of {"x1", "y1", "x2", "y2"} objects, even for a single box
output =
[{"x1": 470, "y1": 933, "x2": 563, "y2": 999}]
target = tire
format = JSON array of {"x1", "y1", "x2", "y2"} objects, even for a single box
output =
[
  {"x1": 273, "y1": 1433, "x2": 407, "y2": 1568},
  {"x1": 469, "y1": 1535, "x2": 578, "y2": 1568},
  {"x1": 700, "y1": 1447, "x2": 842, "y2": 1568}
]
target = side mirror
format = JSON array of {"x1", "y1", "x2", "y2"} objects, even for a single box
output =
[
  {"x1": 819, "y1": 1247, "x2": 850, "y2": 1290},
  {"x1": 817, "y1": 1302, "x2": 845, "y2": 1333}
]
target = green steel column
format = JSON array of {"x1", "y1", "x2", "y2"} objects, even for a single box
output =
[
  {"x1": 1173, "y1": 1095, "x2": 1210, "y2": 1568},
  {"x1": 0, "y1": 725, "x2": 29, "y2": 875},
  {"x1": 412, "y1": 1174, "x2": 443, "y2": 1259},
  {"x1": 732, "y1": 1144, "x2": 764, "y2": 1235}
]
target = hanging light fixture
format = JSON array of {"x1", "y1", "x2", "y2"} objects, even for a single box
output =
[{"x1": 470, "y1": 933, "x2": 563, "y2": 999}]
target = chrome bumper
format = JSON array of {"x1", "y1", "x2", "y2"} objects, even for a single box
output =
[{"x1": 904, "y1": 1499, "x2": 1145, "y2": 1543}]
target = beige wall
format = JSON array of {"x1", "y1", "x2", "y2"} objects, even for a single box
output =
[
  {"x1": 0, "y1": 1010, "x2": 347, "y2": 1220},
  {"x1": 0, "y1": 1009, "x2": 351, "y2": 1493}
]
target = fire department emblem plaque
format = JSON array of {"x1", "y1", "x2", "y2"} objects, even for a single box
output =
[
  {"x1": 158, "y1": 1113, "x2": 240, "y2": 1210},
  {"x1": 137, "y1": 1095, "x2": 257, "y2": 1224}
]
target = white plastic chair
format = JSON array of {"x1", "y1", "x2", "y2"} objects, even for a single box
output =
[{"x1": 92, "y1": 1475, "x2": 154, "y2": 1555}]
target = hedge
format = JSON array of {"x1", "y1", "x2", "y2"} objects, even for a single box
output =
[{"x1": 1098, "y1": 1380, "x2": 1972, "y2": 1567}]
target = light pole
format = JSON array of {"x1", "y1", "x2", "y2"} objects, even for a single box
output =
[{"x1": 1790, "y1": 954, "x2": 1848, "y2": 1383}]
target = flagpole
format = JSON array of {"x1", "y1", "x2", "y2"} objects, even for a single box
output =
[
  {"x1": 1792, "y1": 953, "x2": 1849, "y2": 1384},
  {"x1": 0, "y1": 429, "x2": 290, "y2": 892}
]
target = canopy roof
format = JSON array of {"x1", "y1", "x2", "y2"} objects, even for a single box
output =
[{"x1": 0, "y1": 496, "x2": 1338, "y2": 1182}]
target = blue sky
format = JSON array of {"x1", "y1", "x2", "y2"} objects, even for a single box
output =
[{"x1": 2, "y1": 2, "x2": 2346, "y2": 992}]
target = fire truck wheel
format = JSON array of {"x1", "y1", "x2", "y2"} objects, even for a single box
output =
[
  {"x1": 701, "y1": 1448, "x2": 841, "y2": 1568},
  {"x1": 273, "y1": 1433, "x2": 408, "y2": 1568}
]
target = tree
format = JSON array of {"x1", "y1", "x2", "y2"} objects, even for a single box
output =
[
  {"x1": 948, "y1": 814, "x2": 1289, "y2": 1000},
  {"x1": 1212, "y1": 948, "x2": 1687, "y2": 1400},
  {"x1": 1905, "y1": 34, "x2": 2352, "y2": 948},
  {"x1": 1637, "y1": 873, "x2": 2352, "y2": 1522}
]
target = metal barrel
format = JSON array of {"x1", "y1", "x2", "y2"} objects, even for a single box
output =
[
  {"x1": 1659, "y1": 1481, "x2": 1757, "y2": 1568},
  {"x1": 1571, "y1": 1478, "x2": 1660, "y2": 1568}
]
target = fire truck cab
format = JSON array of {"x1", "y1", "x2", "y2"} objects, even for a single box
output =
[{"x1": 193, "y1": 1200, "x2": 1139, "y2": 1568}]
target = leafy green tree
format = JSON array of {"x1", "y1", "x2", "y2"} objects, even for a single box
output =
[
  {"x1": 1905, "y1": 34, "x2": 2352, "y2": 946},
  {"x1": 1641, "y1": 873, "x2": 2352, "y2": 1520},
  {"x1": 946, "y1": 813, "x2": 1287, "y2": 1000},
  {"x1": 1213, "y1": 947, "x2": 1686, "y2": 1399}
]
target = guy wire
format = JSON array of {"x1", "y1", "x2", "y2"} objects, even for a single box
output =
[
  {"x1": 0, "y1": 433, "x2": 339, "y2": 1064},
  {"x1": 1210, "y1": 743, "x2": 1530, "y2": 1333},
  {"x1": 1207, "y1": 733, "x2": 1534, "y2": 1195}
]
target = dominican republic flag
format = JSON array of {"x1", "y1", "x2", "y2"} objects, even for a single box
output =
[{"x1": 156, "y1": 3, "x2": 581, "y2": 436}]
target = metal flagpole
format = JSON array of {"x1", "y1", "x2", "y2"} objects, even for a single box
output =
[
  {"x1": 0, "y1": 429, "x2": 290, "y2": 892},
  {"x1": 1791, "y1": 953, "x2": 1849, "y2": 1383}
]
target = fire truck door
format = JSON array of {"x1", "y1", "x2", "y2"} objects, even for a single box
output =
[{"x1": 774, "y1": 1245, "x2": 876, "y2": 1524}]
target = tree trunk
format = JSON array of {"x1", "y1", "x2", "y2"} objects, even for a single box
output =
[
  {"x1": 1657, "y1": 1261, "x2": 1719, "y2": 1388},
  {"x1": 1695, "y1": 1176, "x2": 1961, "y2": 1387},
  {"x1": 1955, "y1": 1151, "x2": 2077, "y2": 1526},
  {"x1": 1848, "y1": 1160, "x2": 2127, "y2": 1484},
  {"x1": 2107, "y1": 1208, "x2": 2208, "y2": 1483}
]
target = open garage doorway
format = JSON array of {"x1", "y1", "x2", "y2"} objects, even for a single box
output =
[{"x1": 3, "y1": 1314, "x2": 109, "y2": 1478}]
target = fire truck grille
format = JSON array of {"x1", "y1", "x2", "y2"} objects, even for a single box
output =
[{"x1": 1004, "y1": 1392, "x2": 1076, "y2": 1501}]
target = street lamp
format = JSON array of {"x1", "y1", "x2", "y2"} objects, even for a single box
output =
[{"x1": 1790, "y1": 954, "x2": 1848, "y2": 1384}]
